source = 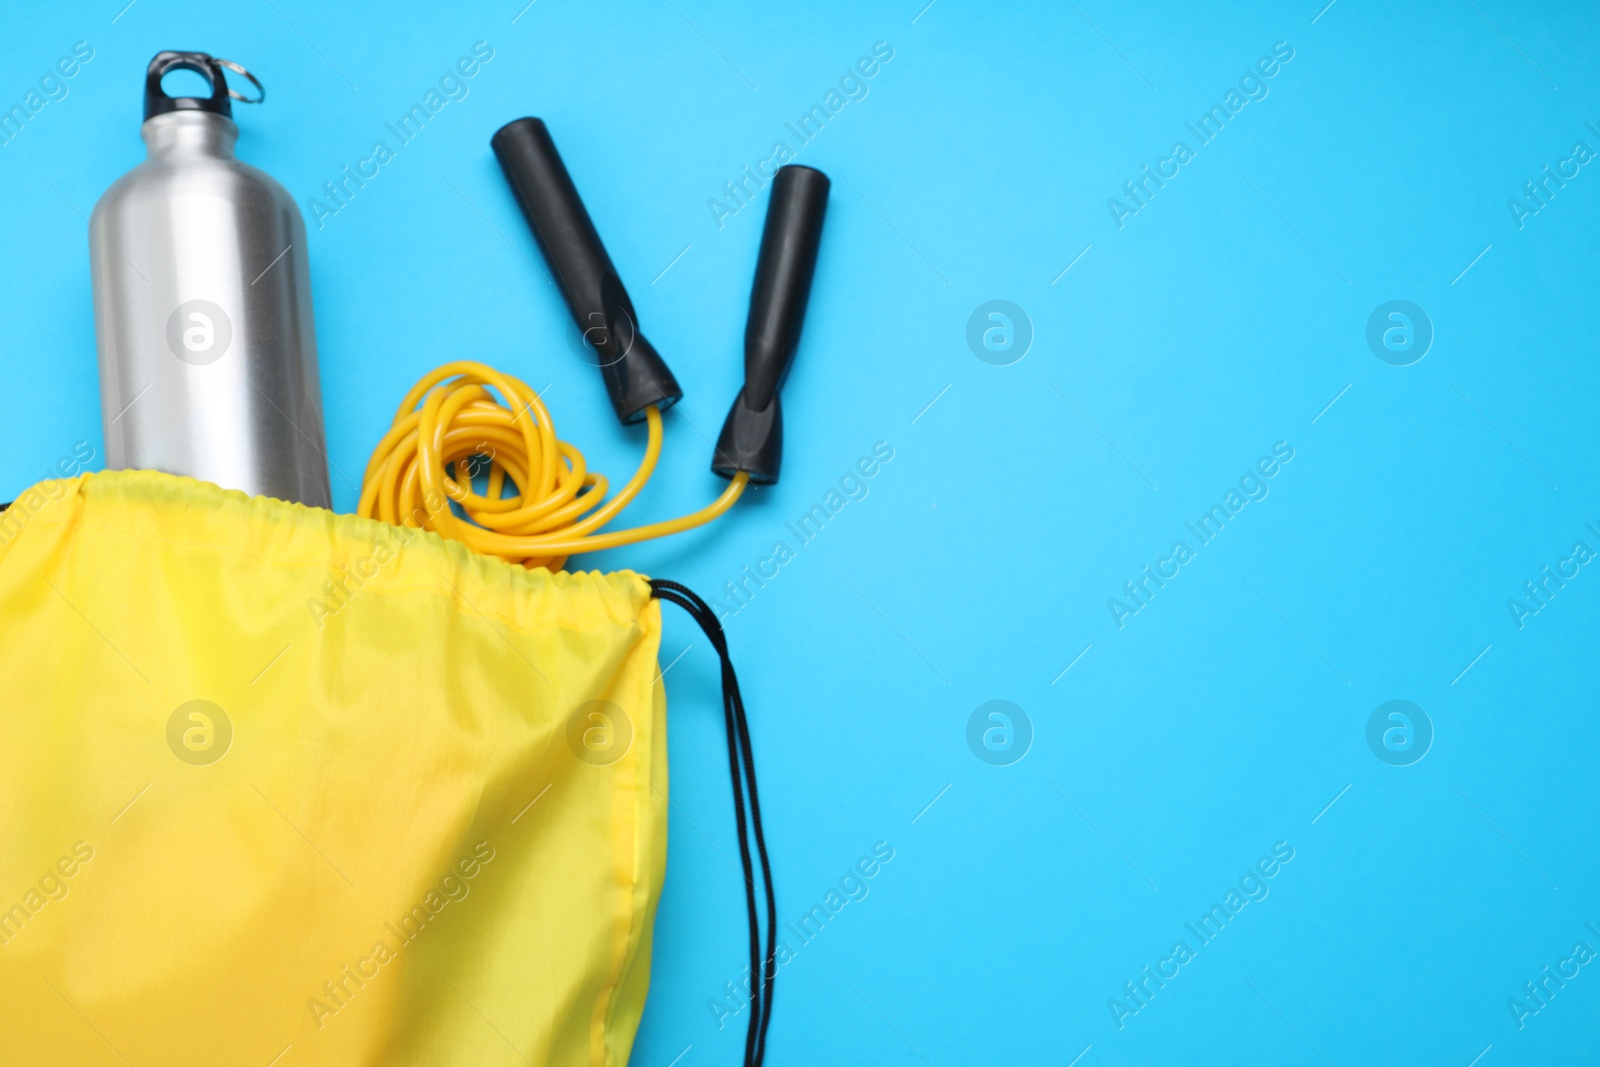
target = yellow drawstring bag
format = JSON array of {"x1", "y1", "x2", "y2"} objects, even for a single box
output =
[{"x1": 0, "y1": 468, "x2": 709, "y2": 1066}]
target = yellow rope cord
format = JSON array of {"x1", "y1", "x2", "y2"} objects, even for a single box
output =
[{"x1": 358, "y1": 360, "x2": 747, "y2": 570}]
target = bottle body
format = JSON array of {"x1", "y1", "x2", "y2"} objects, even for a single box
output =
[{"x1": 90, "y1": 109, "x2": 330, "y2": 507}]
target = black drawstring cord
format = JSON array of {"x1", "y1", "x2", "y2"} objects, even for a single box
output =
[{"x1": 649, "y1": 578, "x2": 776, "y2": 1067}]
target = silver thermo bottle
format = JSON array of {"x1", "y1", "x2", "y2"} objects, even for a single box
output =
[{"x1": 90, "y1": 51, "x2": 330, "y2": 508}]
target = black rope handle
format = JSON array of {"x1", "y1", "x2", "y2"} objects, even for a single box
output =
[{"x1": 649, "y1": 578, "x2": 776, "y2": 1067}]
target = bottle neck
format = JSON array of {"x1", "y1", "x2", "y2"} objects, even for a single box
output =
[{"x1": 142, "y1": 110, "x2": 238, "y2": 161}]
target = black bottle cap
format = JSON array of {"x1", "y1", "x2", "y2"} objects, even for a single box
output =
[{"x1": 144, "y1": 52, "x2": 233, "y2": 121}]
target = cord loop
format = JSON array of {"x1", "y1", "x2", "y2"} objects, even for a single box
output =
[{"x1": 358, "y1": 361, "x2": 745, "y2": 569}]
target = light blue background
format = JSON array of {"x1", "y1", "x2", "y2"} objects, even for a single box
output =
[{"x1": 3, "y1": 1, "x2": 1598, "y2": 1064}]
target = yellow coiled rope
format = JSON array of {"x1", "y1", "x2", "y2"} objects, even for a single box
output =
[{"x1": 358, "y1": 360, "x2": 747, "y2": 570}]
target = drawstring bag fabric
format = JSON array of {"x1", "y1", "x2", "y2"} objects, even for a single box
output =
[{"x1": 0, "y1": 469, "x2": 685, "y2": 1065}]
